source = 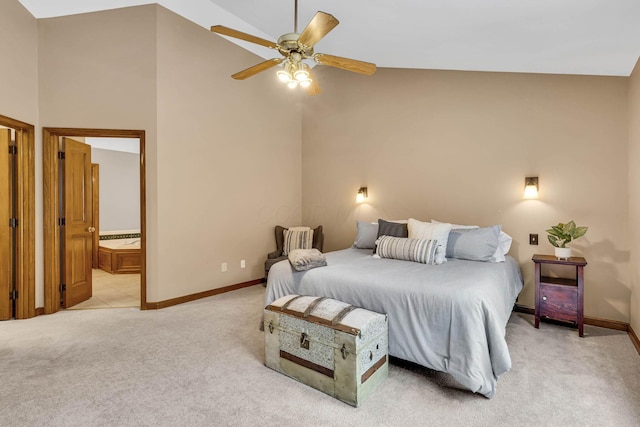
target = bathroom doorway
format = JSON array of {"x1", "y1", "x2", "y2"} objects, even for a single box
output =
[
  {"x1": 69, "y1": 136, "x2": 141, "y2": 310},
  {"x1": 43, "y1": 128, "x2": 147, "y2": 313}
]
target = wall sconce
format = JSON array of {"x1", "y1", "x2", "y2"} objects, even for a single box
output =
[
  {"x1": 524, "y1": 177, "x2": 539, "y2": 199},
  {"x1": 356, "y1": 187, "x2": 368, "y2": 203}
]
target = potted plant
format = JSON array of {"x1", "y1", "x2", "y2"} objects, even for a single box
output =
[{"x1": 546, "y1": 220, "x2": 588, "y2": 259}]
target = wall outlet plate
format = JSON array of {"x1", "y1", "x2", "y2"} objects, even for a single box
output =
[
  {"x1": 529, "y1": 234, "x2": 538, "y2": 245},
  {"x1": 221, "y1": 262, "x2": 227, "y2": 272}
]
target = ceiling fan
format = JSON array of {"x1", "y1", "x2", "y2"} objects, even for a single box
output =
[{"x1": 210, "y1": 0, "x2": 376, "y2": 96}]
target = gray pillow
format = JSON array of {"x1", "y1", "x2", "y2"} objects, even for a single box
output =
[
  {"x1": 446, "y1": 225, "x2": 501, "y2": 262},
  {"x1": 353, "y1": 221, "x2": 379, "y2": 249},
  {"x1": 377, "y1": 219, "x2": 408, "y2": 239},
  {"x1": 374, "y1": 219, "x2": 409, "y2": 253}
]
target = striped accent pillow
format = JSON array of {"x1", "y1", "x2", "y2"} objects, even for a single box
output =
[
  {"x1": 375, "y1": 235, "x2": 439, "y2": 265},
  {"x1": 283, "y1": 227, "x2": 314, "y2": 256}
]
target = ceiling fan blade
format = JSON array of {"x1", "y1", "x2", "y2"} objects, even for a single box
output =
[
  {"x1": 314, "y1": 53, "x2": 376, "y2": 75},
  {"x1": 211, "y1": 25, "x2": 278, "y2": 49},
  {"x1": 297, "y1": 12, "x2": 339, "y2": 49},
  {"x1": 305, "y1": 67, "x2": 321, "y2": 96},
  {"x1": 232, "y1": 58, "x2": 284, "y2": 80}
]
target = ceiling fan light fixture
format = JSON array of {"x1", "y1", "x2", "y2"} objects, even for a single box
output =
[
  {"x1": 294, "y1": 68, "x2": 309, "y2": 82},
  {"x1": 276, "y1": 69, "x2": 291, "y2": 83},
  {"x1": 299, "y1": 78, "x2": 312, "y2": 88},
  {"x1": 287, "y1": 80, "x2": 298, "y2": 89}
]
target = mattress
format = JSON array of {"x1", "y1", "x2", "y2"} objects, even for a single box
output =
[{"x1": 265, "y1": 248, "x2": 523, "y2": 398}]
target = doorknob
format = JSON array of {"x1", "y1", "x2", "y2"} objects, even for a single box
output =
[{"x1": 87, "y1": 227, "x2": 96, "y2": 233}]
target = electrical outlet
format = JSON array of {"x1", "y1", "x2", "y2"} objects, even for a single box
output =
[
  {"x1": 240, "y1": 259, "x2": 246, "y2": 269},
  {"x1": 221, "y1": 262, "x2": 227, "y2": 272},
  {"x1": 529, "y1": 234, "x2": 538, "y2": 245}
]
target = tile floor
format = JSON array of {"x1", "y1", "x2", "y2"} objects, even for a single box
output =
[{"x1": 67, "y1": 268, "x2": 140, "y2": 310}]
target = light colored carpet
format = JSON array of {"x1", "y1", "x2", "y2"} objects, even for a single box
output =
[{"x1": 0, "y1": 285, "x2": 638, "y2": 427}]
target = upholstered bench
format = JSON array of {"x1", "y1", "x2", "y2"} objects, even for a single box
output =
[{"x1": 264, "y1": 295, "x2": 388, "y2": 407}]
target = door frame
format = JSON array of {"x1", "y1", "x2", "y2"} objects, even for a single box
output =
[
  {"x1": 91, "y1": 163, "x2": 99, "y2": 269},
  {"x1": 43, "y1": 127, "x2": 147, "y2": 313},
  {"x1": 0, "y1": 114, "x2": 35, "y2": 319}
]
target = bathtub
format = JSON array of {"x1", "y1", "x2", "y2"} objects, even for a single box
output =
[{"x1": 98, "y1": 232, "x2": 141, "y2": 274}]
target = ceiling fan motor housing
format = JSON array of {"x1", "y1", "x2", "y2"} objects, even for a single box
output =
[{"x1": 277, "y1": 33, "x2": 314, "y2": 58}]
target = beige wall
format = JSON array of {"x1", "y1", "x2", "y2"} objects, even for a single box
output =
[
  {"x1": 302, "y1": 67, "x2": 630, "y2": 322},
  {"x1": 154, "y1": 7, "x2": 301, "y2": 301},
  {"x1": 37, "y1": 5, "x2": 159, "y2": 304},
  {"x1": 36, "y1": 4, "x2": 302, "y2": 303},
  {"x1": 629, "y1": 58, "x2": 640, "y2": 334},
  {"x1": 0, "y1": 0, "x2": 40, "y2": 305},
  {"x1": 0, "y1": 0, "x2": 38, "y2": 122}
]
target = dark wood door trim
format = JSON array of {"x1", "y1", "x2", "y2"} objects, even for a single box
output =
[
  {"x1": 43, "y1": 129, "x2": 61, "y2": 314},
  {"x1": 0, "y1": 129, "x2": 11, "y2": 320},
  {"x1": 0, "y1": 114, "x2": 35, "y2": 319},
  {"x1": 43, "y1": 127, "x2": 147, "y2": 312}
]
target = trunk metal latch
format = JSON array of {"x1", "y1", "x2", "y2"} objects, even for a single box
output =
[{"x1": 300, "y1": 332, "x2": 310, "y2": 349}]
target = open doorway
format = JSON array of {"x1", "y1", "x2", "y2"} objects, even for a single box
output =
[
  {"x1": 43, "y1": 128, "x2": 147, "y2": 314},
  {"x1": 69, "y1": 137, "x2": 141, "y2": 310}
]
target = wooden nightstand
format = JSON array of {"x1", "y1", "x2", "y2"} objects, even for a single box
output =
[{"x1": 532, "y1": 254, "x2": 588, "y2": 337}]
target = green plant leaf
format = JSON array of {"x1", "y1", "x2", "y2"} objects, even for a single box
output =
[
  {"x1": 547, "y1": 226, "x2": 563, "y2": 237},
  {"x1": 573, "y1": 226, "x2": 588, "y2": 239},
  {"x1": 564, "y1": 221, "x2": 576, "y2": 236},
  {"x1": 547, "y1": 235, "x2": 563, "y2": 247}
]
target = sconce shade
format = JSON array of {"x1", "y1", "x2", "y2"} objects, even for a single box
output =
[
  {"x1": 524, "y1": 177, "x2": 539, "y2": 199},
  {"x1": 356, "y1": 187, "x2": 368, "y2": 203}
]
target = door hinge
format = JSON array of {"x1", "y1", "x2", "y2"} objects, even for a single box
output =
[
  {"x1": 58, "y1": 151, "x2": 65, "y2": 160},
  {"x1": 58, "y1": 218, "x2": 65, "y2": 226},
  {"x1": 59, "y1": 283, "x2": 66, "y2": 293},
  {"x1": 9, "y1": 290, "x2": 18, "y2": 301},
  {"x1": 9, "y1": 218, "x2": 18, "y2": 228},
  {"x1": 8, "y1": 145, "x2": 17, "y2": 155}
]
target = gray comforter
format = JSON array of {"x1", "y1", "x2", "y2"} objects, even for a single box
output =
[{"x1": 265, "y1": 248, "x2": 523, "y2": 398}]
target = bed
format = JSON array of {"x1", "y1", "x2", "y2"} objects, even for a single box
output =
[{"x1": 265, "y1": 247, "x2": 523, "y2": 398}]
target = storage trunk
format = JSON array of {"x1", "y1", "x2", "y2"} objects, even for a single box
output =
[{"x1": 264, "y1": 294, "x2": 388, "y2": 407}]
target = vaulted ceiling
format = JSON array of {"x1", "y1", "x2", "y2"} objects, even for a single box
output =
[{"x1": 19, "y1": 0, "x2": 640, "y2": 76}]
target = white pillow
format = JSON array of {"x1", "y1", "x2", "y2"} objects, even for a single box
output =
[
  {"x1": 431, "y1": 219, "x2": 512, "y2": 262},
  {"x1": 431, "y1": 219, "x2": 478, "y2": 230},
  {"x1": 493, "y1": 232, "x2": 513, "y2": 262},
  {"x1": 408, "y1": 218, "x2": 452, "y2": 264}
]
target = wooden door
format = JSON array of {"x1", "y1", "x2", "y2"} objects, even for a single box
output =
[
  {"x1": 0, "y1": 129, "x2": 11, "y2": 319},
  {"x1": 91, "y1": 164, "x2": 99, "y2": 269},
  {"x1": 63, "y1": 138, "x2": 93, "y2": 307}
]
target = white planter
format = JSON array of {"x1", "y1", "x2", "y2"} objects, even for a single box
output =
[{"x1": 554, "y1": 247, "x2": 571, "y2": 260}]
